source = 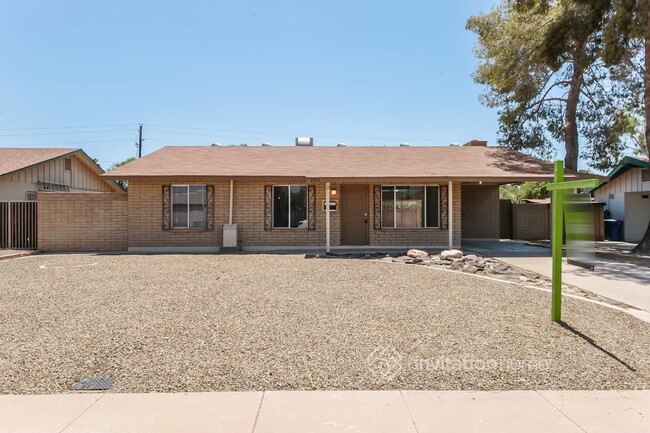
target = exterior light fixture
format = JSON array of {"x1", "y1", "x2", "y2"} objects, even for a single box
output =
[{"x1": 331, "y1": 188, "x2": 337, "y2": 195}]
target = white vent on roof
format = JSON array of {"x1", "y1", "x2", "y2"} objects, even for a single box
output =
[
  {"x1": 295, "y1": 137, "x2": 314, "y2": 146},
  {"x1": 400, "y1": 143, "x2": 409, "y2": 147},
  {"x1": 261, "y1": 143, "x2": 271, "y2": 146},
  {"x1": 337, "y1": 143, "x2": 347, "y2": 147},
  {"x1": 211, "y1": 143, "x2": 221, "y2": 147}
]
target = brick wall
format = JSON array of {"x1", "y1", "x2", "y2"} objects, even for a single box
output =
[
  {"x1": 461, "y1": 184, "x2": 500, "y2": 239},
  {"x1": 38, "y1": 192, "x2": 127, "y2": 251},
  {"x1": 512, "y1": 203, "x2": 550, "y2": 240},
  {"x1": 369, "y1": 182, "x2": 461, "y2": 247},
  {"x1": 127, "y1": 179, "x2": 226, "y2": 248},
  {"x1": 128, "y1": 180, "x2": 462, "y2": 249}
]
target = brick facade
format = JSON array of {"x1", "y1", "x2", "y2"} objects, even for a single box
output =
[
  {"x1": 37, "y1": 180, "x2": 467, "y2": 251},
  {"x1": 38, "y1": 192, "x2": 127, "y2": 251},
  {"x1": 127, "y1": 179, "x2": 227, "y2": 249},
  {"x1": 127, "y1": 179, "x2": 462, "y2": 250},
  {"x1": 460, "y1": 184, "x2": 500, "y2": 239},
  {"x1": 369, "y1": 183, "x2": 461, "y2": 247}
]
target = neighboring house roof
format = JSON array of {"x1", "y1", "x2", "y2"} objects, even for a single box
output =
[
  {"x1": 104, "y1": 145, "x2": 603, "y2": 182},
  {"x1": 0, "y1": 147, "x2": 123, "y2": 192},
  {"x1": 589, "y1": 155, "x2": 650, "y2": 193}
]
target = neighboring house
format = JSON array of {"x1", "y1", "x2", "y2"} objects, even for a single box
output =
[
  {"x1": 101, "y1": 139, "x2": 595, "y2": 253},
  {"x1": 1, "y1": 148, "x2": 122, "y2": 249},
  {"x1": 0, "y1": 148, "x2": 122, "y2": 199},
  {"x1": 592, "y1": 156, "x2": 650, "y2": 242}
]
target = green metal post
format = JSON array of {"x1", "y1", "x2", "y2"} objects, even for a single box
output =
[{"x1": 551, "y1": 160, "x2": 564, "y2": 322}]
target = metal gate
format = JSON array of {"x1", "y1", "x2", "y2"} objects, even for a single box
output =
[{"x1": 0, "y1": 201, "x2": 38, "y2": 249}]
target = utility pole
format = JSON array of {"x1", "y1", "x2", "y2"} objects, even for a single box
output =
[{"x1": 137, "y1": 124, "x2": 143, "y2": 158}]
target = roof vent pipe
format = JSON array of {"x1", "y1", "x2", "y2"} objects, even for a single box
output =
[
  {"x1": 400, "y1": 143, "x2": 409, "y2": 147},
  {"x1": 295, "y1": 137, "x2": 314, "y2": 146},
  {"x1": 337, "y1": 143, "x2": 347, "y2": 147},
  {"x1": 211, "y1": 143, "x2": 221, "y2": 147},
  {"x1": 261, "y1": 142, "x2": 271, "y2": 146}
]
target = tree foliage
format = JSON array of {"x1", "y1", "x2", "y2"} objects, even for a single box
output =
[
  {"x1": 500, "y1": 181, "x2": 550, "y2": 203},
  {"x1": 108, "y1": 157, "x2": 136, "y2": 190},
  {"x1": 467, "y1": 0, "x2": 641, "y2": 172},
  {"x1": 524, "y1": 0, "x2": 650, "y2": 252}
]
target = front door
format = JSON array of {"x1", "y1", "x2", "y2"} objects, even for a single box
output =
[{"x1": 340, "y1": 185, "x2": 369, "y2": 245}]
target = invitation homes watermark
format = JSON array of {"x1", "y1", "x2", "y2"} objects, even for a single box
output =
[{"x1": 366, "y1": 344, "x2": 553, "y2": 382}]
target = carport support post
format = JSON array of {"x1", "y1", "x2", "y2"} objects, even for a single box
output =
[
  {"x1": 551, "y1": 160, "x2": 564, "y2": 322},
  {"x1": 448, "y1": 181, "x2": 453, "y2": 249},
  {"x1": 326, "y1": 182, "x2": 331, "y2": 254}
]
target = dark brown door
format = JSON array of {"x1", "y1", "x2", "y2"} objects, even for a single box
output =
[{"x1": 340, "y1": 185, "x2": 369, "y2": 245}]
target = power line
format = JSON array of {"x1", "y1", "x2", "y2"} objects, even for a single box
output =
[
  {"x1": 0, "y1": 123, "x2": 139, "y2": 132},
  {"x1": 0, "y1": 139, "x2": 132, "y2": 147},
  {"x1": 0, "y1": 128, "x2": 140, "y2": 138}
]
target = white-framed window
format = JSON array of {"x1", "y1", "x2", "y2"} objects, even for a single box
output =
[
  {"x1": 171, "y1": 185, "x2": 207, "y2": 229},
  {"x1": 272, "y1": 185, "x2": 308, "y2": 229},
  {"x1": 381, "y1": 185, "x2": 440, "y2": 228}
]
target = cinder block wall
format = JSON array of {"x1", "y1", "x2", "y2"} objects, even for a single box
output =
[
  {"x1": 512, "y1": 203, "x2": 550, "y2": 240},
  {"x1": 38, "y1": 192, "x2": 128, "y2": 251},
  {"x1": 461, "y1": 184, "x2": 500, "y2": 239}
]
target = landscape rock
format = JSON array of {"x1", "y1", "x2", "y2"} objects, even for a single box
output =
[
  {"x1": 463, "y1": 264, "x2": 479, "y2": 274},
  {"x1": 489, "y1": 264, "x2": 511, "y2": 275},
  {"x1": 463, "y1": 254, "x2": 478, "y2": 262},
  {"x1": 450, "y1": 258, "x2": 464, "y2": 270},
  {"x1": 405, "y1": 257, "x2": 423, "y2": 265},
  {"x1": 441, "y1": 249, "x2": 463, "y2": 260},
  {"x1": 407, "y1": 249, "x2": 430, "y2": 259}
]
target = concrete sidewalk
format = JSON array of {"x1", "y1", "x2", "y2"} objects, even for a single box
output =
[
  {"x1": 464, "y1": 241, "x2": 650, "y2": 320},
  {"x1": 0, "y1": 390, "x2": 648, "y2": 433}
]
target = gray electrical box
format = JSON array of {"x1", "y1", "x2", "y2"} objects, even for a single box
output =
[{"x1": 223, "y1": 224, "x2": 238, "y2": 248}]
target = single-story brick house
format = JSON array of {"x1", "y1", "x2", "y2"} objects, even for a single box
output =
[{"x1": 100, "y1": 140, "x2": 593, "y2": 253}]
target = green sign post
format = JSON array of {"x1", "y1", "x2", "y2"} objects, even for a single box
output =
[{"x1": 545, "y1": 161, "x2": 600, "y2": 322}]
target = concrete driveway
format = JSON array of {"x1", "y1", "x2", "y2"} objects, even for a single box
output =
[{"x1": 464, "y1": 240, "x2": 650, "y2": 320}]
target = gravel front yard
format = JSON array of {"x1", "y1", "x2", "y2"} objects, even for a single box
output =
[{"x1": 1, "y1": 253, "x2": 649, "y2": 394}]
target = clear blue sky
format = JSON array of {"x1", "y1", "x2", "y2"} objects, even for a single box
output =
[{"x1": 1, "y1": 0, "x2": 545, "y2": 170}]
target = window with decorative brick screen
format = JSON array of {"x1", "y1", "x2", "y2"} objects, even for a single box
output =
[
  {"x1": 380, "y1": 185, "x2": 440, "y2": 228},
  {"x1": 162, "y1": 185, "x2": 214, "y2": 230}
]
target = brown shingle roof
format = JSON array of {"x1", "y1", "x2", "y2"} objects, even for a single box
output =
[
  {"x1": 103, "y1": 145, "x2": 603, "y2": 182},
  {"x1": 0, "y1": 148, "x2": 78, "y2": 177}
]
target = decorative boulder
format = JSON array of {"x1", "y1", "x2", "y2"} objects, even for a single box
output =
[
  {"x1": 407, "y1": 249, "x2": 430, "y2": 259},
  {"x1": 441, "y1": 249, "x2": 463, "y2": 261},
  {"x1": 462, "y1": 254, "x2": 478, "y2": 262}
]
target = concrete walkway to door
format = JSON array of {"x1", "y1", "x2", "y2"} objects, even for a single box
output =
[
  {"x1": 1, "y1": 390, "x2": 648, "y2": 433},
  {"x1": 464, "y1": 240, "x2": 650, "y2": 321}
]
